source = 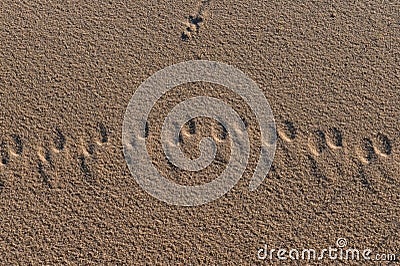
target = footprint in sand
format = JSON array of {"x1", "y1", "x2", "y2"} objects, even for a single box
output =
[
  {"x1": 10, "y1": 134, "x2": 24, "y2": 157},
  {"x1": 37, "y1": 127, "x2": 67, "y2": 188},
  {"x1": 78, "y1": 122, "x2": 110, "y2": 183},
  {"x1": 53, "y1": 127, "x2": 66, "y2": 152},
  {"x1": 307, "y1": 127, "x2": 346, "y2": 184},
  {"x1": 37, "y1": 145, "x2": 54, "y2": 188},
  {"x1": 0, "y1": 135, "x2": 25, "y2": 168},
  {"x1": 373, "y1": 133, "x2": 392, "y2": 157},
  {"x1": 277, "y1": 120, "x2": 297, "y2": 143},
  {"x1": 357, "y1": 138, "x2": 378, "y2": 164},
  {"x1": 308, "y1": 129, "x2": 328, "y2": 156},
  {"x1": 325, "y1": 127, "x2": 343, "y2": 150}
]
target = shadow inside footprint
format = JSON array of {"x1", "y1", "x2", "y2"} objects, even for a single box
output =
[
  {"x1": 1, "y1": 141, "x2": 10, "y2": 165},
  {"x1": 375, "y1": 133, "x2": 392, "y2": 156},
  {"x1": 327, "y1": 127, "x2": 343, "y2": 148},
  {"x1": 38, "y1": 162, "x2": 52, "y2": 188},
  {"x1": 355, "y1": 163, "x2": 376, "y2": 193},
  {"x1": 78, "y1": 155, "x2": 93, "y2": 182},
  {"x1": 98, "y1": 122, "x2": 108, "y2": 143},
  {"x1": 277, "y1": 120, "x2": 296, "y2": 142},
  {"x1": 54, "y1": 128, "x2": 66, "y2": 151},
  {"x1": 144, "y1": 121, "x2": 149, "y2": 138},
  {"x1": 307, "y1": 155, "x2": 328, "y2": 184},
  {"x1": 12, "y1": 135, "x2": 23, "y2": 155},
  {"x1": 308, "y1": 130, "x2": 327, "y2": 155},
  {"x1": 359, "y1": 138, "x2": 377, "y2": 163},
  {"x1": 216, "y1": 122, "x2": 228, "y2": 141},
  {"x1": 284, "y1": 120, "x2": 296, "y2": 140},
  {"x1": 188, "y1": 119, "x2": 196, "y2": 135}
]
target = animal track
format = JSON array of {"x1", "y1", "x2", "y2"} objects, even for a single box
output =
[
  {"x1": 0, "y1": 119, "x2": 396, "y2": 192},
  {"x1": 277, "y1": 123, "x2": 393, "y2": 165},
  {"x1": 37, "y1": 161, "x2": 52, "y2": 188},
  {"x1": 0, "y1": 136, "x2": 24, "y2": 165},
  {"x1": 277, "y1": 120, "x2": 297, "y2": 142},
  {"x1": 357, "y1": 138, "x2": 378, "y2": 164},
  {"x1": 188, "y1": 119, "x2": 196, "y2": 135},
  {"x1": 241, "y1": 117, "x2": 250, "y2": 129},
  {"x1": 181, "y1": 0, "x2": 210, "y2": 41},
  {"x1": 355, "y1": 163, "x2": 375, "y2": 193},
  {"x1": 78, "y1": 155, "x2": 92, "y2": 180},
  {"x1": 77, "y1": 139, "x2": 99, "y2": 183},
  {"x1": 307, "y1": 155, "x2": 327, "y2": 184},
  {"x1": 266, "y1": 164, "x2": 282, "y2": 180},
  {"x1": 11, "y1": 134, "x2": 23, "y2": 156},
  {"x1": 38, "y1": 146, "x2": 53, "y2": 167},
  {"x1": 326, "y1": 127, "x2": 343, "y2": 149},
  {"x1": 355, "y1": 134, "x2": 393, "y2": 164},
  {"x1": 277, "y1": 122, "x2": 394, "y2": 191},
  {"x1": 0, "y1": 122, "x2": 109, "y2": 188},
  {"x1": 308, "y1": 130, "x2": 328, "y2": 156},
  {"x1": 216, "y1": 122, "x2": 228, "y2": 141},
  {"x1": 374, "y1": 133, "x2": 392, "y2": 156},
  {"x1": 37, "y1": 145, "x2": 55, "y2": 187}
]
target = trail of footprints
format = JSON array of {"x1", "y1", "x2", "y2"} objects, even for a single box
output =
[
  {"x1": 162, "y1": 117, "x2": 396, "y2": 192},
  {"x1": 276, "y1": 121, "x2": 392, "y2": 161},
  {"x1": 0, "y1": 123, "x2": 109, "y2": 189},
  {"x1": 0, "y1": 119, "x2": 396, "y2": 191},
  {"x1": 276, "y1": 121, "x2": 395, "y2": 190}
]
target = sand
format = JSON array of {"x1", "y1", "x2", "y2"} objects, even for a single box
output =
[{"x1": 0, "y1": 0, "x2": 399, "y2": 264}]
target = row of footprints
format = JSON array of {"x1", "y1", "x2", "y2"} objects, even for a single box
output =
[
  {"x1": 277, "y1": 120, "x2": 393, "y2": 163},
  {"x1": 0, "y1": 123, "x2": 109, "y2": 188},
  {"x1": 275, "y1": 120, "x2": 397, "y2": 192},
  {"x1": 0, "y1": 118, "x2": 396, "y2": 190}
]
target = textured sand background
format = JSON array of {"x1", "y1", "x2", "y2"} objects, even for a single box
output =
[{"x1": 1, "y1": 0, "x2": 399, "y2": 264}]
